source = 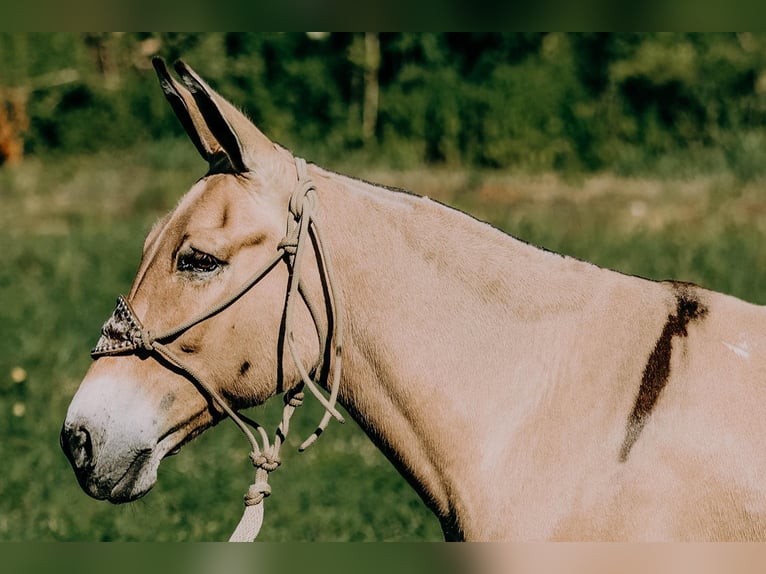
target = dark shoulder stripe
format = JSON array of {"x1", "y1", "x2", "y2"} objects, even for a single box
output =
[{"x1": 618, "y1": 283, "x2": 707, "y2": 462}]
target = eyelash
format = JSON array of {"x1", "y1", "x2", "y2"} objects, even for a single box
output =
[{"x1": 176, "y1": 248, "x2": 225, "y2": 274}]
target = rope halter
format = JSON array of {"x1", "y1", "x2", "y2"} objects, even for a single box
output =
[{"x1": 90, "y1": 157, "x2": 345, "y2": 541}]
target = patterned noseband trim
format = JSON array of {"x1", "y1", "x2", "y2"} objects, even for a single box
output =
[{"x1": 91, "y1": 296, "x2": 150, "y2": 357}]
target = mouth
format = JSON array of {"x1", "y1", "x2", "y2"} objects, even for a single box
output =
[
  {"x1": 108, "y1": 448, "x2": 154, "y2": 503},
  {"x1": 158, "y1": 409, "x2": 210, "y2": 457},
  {"x1": 102, "y1": 408, "x2": 211, "y2": 504}
]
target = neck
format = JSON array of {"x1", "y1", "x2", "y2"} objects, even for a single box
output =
[{"x1": 307, "y1": 165, "x2": 610, "y2": 539}]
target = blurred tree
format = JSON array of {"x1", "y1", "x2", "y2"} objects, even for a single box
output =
[
  {"x1": 347, "y1": 32, "x2": 380, "y2": 143},
  {"x1": 0, "y1": 88, "x2": 28, "y2": 165},
  {"x1": 2, "y1": 33, "x2": 766, "y2": 177}
]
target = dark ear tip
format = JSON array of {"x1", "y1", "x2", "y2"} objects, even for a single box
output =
[
  {"x1": 174, "y1": 60, "x2": 206, "y2": 93},
  {"x1": 173, "y1": 59, "x2": 190, "y2": 76},
  {"x1": 151, "y1": 57, "x2": 168, "y2": 74}
]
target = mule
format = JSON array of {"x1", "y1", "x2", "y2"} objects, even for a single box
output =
[{"x1": 61, "y1": 59, "x2": 766, "y2": 541}]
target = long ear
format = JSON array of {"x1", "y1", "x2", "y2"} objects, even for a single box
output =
[
  {"x1": 174, "y1": 59, "x2": 275, "y2": 174},
  {"x1": 151, "y1": 57, "x2": 221, "y2": 164}
]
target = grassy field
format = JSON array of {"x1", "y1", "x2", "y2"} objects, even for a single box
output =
[{"x1": 3, "y1": 139, "x2": 766, "y2": 541}]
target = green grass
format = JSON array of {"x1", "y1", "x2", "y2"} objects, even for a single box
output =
[{"x1": 3, "y1": 140, "x2": 766, "y2": 541}]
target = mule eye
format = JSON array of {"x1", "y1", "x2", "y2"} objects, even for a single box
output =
[{"x1": 177, "y1": 249, "x2": 224, "y2": 274}]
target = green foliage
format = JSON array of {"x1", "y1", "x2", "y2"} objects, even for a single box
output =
[
  {"x1": 579, "y1": 33, "x2": 766, "y2": 177},
  {"x1": 4, "y1": 33, "x2": 766, "y2": 177}
]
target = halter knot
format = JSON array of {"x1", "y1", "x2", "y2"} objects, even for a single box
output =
[
  {"x1": 288, "y1": 180, "x2": 317, "y2": 221},
  {"x1": 250, "y1": 450, "x2": 281, "y2": 472},
  {"x1": 277, "y1": 236, "x2": 299, "y2": 256},
  {"x1": 244, "y1": 481, "x2": 272, "y2": 506},
  {"x1": 139, "y1": 330, "x2": 154, "y2": 352}
]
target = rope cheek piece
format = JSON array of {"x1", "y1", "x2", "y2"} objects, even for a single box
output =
[{"x1": 90, "y1": 157, "x2": 345, "y2": 542}]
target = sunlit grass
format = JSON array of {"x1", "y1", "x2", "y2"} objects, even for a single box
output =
[{"x1": 3, "y1": 140, "x2": 766, "y2": 541}]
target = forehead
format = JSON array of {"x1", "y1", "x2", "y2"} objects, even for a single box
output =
[
  {"x1": 176, "y1": 174, "x2": 249, "y2": 227},
  {"x1": 144, "y1": 174, "x2": 254, "y2": 247}
]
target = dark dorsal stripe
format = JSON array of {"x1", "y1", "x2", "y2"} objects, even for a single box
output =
[{"x1": 618, "y1": 283, "x2": 707, "y2": 462}]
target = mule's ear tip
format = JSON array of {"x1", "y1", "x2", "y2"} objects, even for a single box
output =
[
  {"x1": 174, "y1": 60, "x2": 206, "y2": 93},
  {"x1": 173, "y1": 59, "x2": 191, "y2": 76},
  {"x1": 151, "y1": 57, "x2": 168, "y2": 74},
  {"x1": 152, "y1": 58, "x2": 177, "y2": 96}
]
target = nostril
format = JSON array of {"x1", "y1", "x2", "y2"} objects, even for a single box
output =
[{"x1": 61, "y1": 424, "x2": 94, "y2": 471}]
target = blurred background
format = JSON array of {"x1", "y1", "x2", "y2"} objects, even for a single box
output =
[
  {"x1": 6, "y1": 32, "x2": 766, "y2": 176},
  {"x1": 3, "y1": 32, "x2": 766, "y2": 542}
]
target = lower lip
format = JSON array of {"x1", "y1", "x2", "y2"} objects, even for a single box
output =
[{"x1": 108, "y1": 449, "x2": 153, "y2": 502}]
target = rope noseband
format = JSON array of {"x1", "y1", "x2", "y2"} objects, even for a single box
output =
[{"x1": 91, "y1": 157, "x2": 344, "y2": 541}]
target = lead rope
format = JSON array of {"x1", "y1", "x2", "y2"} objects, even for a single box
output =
[{"x1": 93, "y1": 157, "x2": 345, "y2": 542}]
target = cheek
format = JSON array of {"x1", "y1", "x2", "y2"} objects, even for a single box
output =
[
  {"x1": 171, "y1": 274, "x2": 290, "y2": 405},
  {"x1": 186, "y1": 319, "x2": 281, "y2": 405}
]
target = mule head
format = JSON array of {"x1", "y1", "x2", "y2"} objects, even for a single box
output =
[{"x1": 60, "y1": 59, "x2": 322, "y2": 503}]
